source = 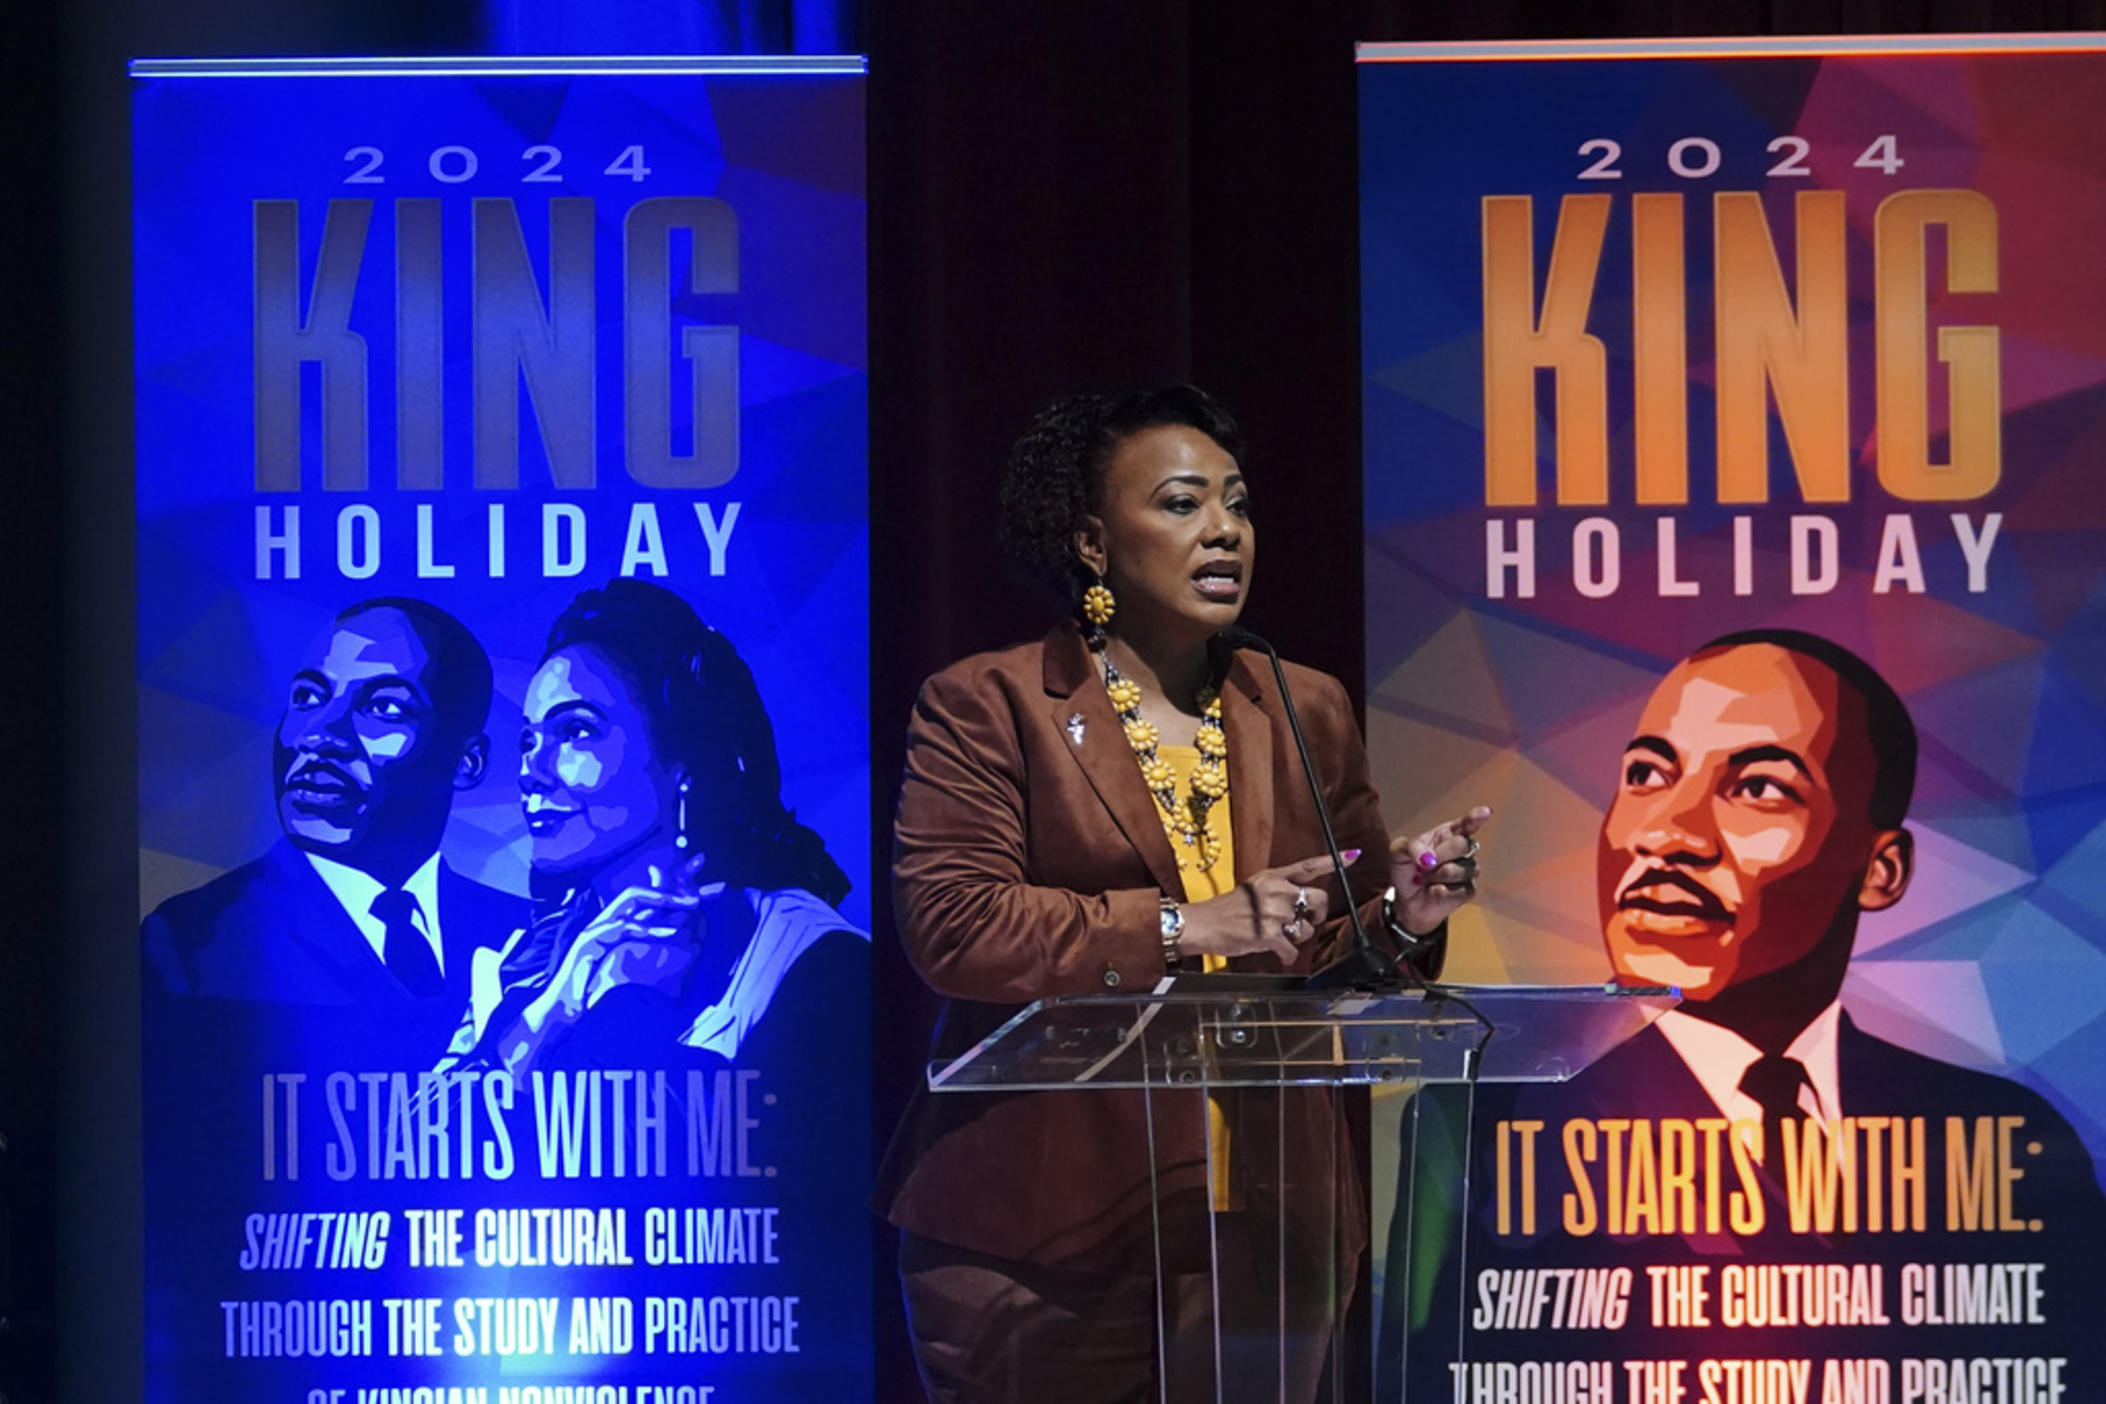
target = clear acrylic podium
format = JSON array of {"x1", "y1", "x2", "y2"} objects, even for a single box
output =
[{"x1": 926, "y1": 979, "x2": 1677, "y2": 1403}]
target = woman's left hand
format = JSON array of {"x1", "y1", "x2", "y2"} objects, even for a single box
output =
[{"x1": 1388, "y1": 805, "x2": 1493, "y2": 937}]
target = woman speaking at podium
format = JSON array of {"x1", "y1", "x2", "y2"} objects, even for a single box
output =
[{"x1": 876, "y1": 385, "x2": 1489, "y2": 1402}]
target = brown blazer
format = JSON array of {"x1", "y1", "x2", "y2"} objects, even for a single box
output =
[{"x1": 875, "y1": 622, "x2": 1440, "y2": 1268}]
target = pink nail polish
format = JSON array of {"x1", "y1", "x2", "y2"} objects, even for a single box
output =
[
  {"x1": 1417, "y1": 850, "x2": 1438, "y2": 870},
  {"x1": 1342, "y1": 848, "x2": 1362, "y2": 864}
]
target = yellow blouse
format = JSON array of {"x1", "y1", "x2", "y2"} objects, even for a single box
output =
[{"x1": 1160, "y1": 746, "x2": 1238, "y2": 1211}]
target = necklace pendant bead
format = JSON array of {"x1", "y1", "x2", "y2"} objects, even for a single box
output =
[{"x1": 1100, "y1": 650, "x2": 1230, "y2": 885}]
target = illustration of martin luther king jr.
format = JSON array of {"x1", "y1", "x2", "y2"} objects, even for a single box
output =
[
  {"x1": 144, "y1": 598, "x2": 524, "y2": 1056},
  {"x1": 1593, "y1": 627, "x2": 2101, "y2": 1196},
  {"x1": 1388, "y1": 632, "x2": 2106, "y2": 1403}
]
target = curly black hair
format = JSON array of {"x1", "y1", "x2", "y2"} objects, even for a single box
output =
[{"x1": 996, "y1": 384, "x2": 1246, "y2": 606}]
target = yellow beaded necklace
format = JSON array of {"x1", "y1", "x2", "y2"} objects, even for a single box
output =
[{"x1": 1098, "y1": 647, "x2": 1229, "y2": 872}]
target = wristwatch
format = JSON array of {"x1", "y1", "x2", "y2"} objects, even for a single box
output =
[
  {"x1": 1381, "y1": 885, "x2": 1428, "y2": 947},
  {"x1": 1159, "y1": 896, "x2": 1186, "y2": 971}
]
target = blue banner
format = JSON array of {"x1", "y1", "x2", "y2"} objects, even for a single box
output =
[{"x1": 134, "y1": 57, "x2": 869, "y2": 1404}]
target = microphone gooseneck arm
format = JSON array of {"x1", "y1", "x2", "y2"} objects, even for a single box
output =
[{"x1": 1218, "y1": 626, "x2": 1412, "y2": 992}]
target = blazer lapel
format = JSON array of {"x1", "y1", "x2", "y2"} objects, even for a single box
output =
[
  {"x1": 1219, "y1": 648, "x2": 1276, "y2": 883},
  {"x1": 435, "y1": 865, "x2": 510, "y2": 1007},
  {"x1": 268, "y1": 841, "x2": 405, "y2": 1004},
  {"x1": 1042, "y1": 626, "x2": 1185, "y2": 895}
]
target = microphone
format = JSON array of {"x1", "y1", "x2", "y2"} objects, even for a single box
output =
[{"x1": 1217, "y1": 625, "x2": 1415, "y2": 992}]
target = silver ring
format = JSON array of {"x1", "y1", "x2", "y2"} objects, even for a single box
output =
[
  {"x1": 1293, "y1": 886, "x2": 1313, "y2": 920},
  {"x1": 1462, "y1": 836, "x2": 1481, "y2": 860},
  {"x1": 1281, "y1": 920, "x2": 1300, "y2": 941}
]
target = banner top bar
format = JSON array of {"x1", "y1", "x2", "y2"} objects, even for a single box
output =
[
  {"x1": 130, "y1": 54, "x2": 867, "y2": 78},
  {"x1": 1357, "y1": 32, "x2": 2106, "y2": 62}
]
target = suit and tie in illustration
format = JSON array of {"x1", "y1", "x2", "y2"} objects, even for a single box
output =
[
  {"x1": 1390, "y1": 631, "x2": 2105, "y2": 1397},
  {"x1": 143, "y1": 598, "x2": 523, "y2": 1063}
]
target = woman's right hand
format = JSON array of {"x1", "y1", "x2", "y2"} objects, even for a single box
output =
[
  {"x1": 1175, "y1": 853, "x2": 1342, "y2": 963},
  {"x1": 518, "y1": 856, "x2": 714, "y2": 1046}
]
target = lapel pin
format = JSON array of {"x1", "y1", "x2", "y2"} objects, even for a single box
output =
[{"x1": 1066, "y1": 713, "x2": 1086, "y2": 745}]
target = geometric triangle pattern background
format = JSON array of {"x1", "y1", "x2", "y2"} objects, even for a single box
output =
[{"x1": 1363, "y1": 46, "x2": 2106, "y2": 1169}]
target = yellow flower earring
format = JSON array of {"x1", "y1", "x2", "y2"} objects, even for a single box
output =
[{"x1": 1081, "y1": 579, "x2": 1116, "y2": 630}]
